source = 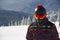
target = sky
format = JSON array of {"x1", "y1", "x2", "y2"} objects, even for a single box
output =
[
  {"x1": 0, "y1": 0, "x2": 35, "y2": 10},
  {"x1": 0, "y1": 0, "x2": 32, "y2": 11},
  {"x1": 0, "y1": 0, "x2": 60, "y2": 13}
]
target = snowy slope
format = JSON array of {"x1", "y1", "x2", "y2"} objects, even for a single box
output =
[
  {"x1": 0, "y1": 22, "x2": 60, "y2": 40},
  {"x1": 0, "y1": 25, "x2": 29, "y2": 40},
  {"x1": 55, "y1": 21, "x2": 60, "y2": 38}
]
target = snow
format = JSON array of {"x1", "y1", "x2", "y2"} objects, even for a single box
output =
[
  {"x1": 55, "y1": 21, "x2": 60, "y2": 38},
  {"x1": 0, "y1": 25, "x2": 29, "y2": 40},
  {"x1": 0, "y1": 22, "x2": 60, "y2": 40}
]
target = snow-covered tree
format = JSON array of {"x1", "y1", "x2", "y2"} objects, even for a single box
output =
[
  {"x1": 24, "y1": 18, "x2": 27, "y2": 25},
  {"x1": 57, "y1": 10, "x2": 59, "y2": 21},
  {"x1": 27, "y1": 16, "x2": 31, "y2": 25},
  {"x1": 8, "y1": 21, "x2": 11, "y2": 26},
  {"x1": 58, "y1": 9, "x2": 60, "y2": 26},
  {"x1": 49, "y1": 10, "x2": 54, "y2": 22},
  {"x1": 14, "y1": 20, "x2": 18, "y2": 26},
  {"x1": 20, "y1": 16, "x2": 25, "y2": 25},
  {"x1": 32, "y1": 16, "x2": 35, "y2": 22},
  {"x1": 10, "y1": 21, "x2": 13, "y2": 26}
]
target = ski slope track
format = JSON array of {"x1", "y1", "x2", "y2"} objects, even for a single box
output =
[{"x1": 0, "y1": 22, "x2": 60, "y2": 40}]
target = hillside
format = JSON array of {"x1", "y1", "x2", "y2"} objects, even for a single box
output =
[{"x1": 0, "y1": 10, "x2": 33, "y2": 26}]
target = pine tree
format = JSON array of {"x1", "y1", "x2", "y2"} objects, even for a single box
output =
[
  {"x1": 27, "y1": 16, "x2": 31, "y2": 25},
  {"x1": 20, "y1": 16, "x2": 25, "y2": 25},
  {"x1": 8, "y1": 22, "x2": 11, "y2": 26},
  {"x1": 57, "y1": 9, "x2": 59, "y2": 21},
  {"x1": 24, "y1": 18, "x2": 27, "y2": 25},
  {"x1": 10, "y1": 21, "x2": 13, "y2": 26},
  {"x1": 32, "y1": 16, "x2": 35, "y2": 22},
  {"x1": 58, "y1": 9, "x2": 60, "y2": 26},
  {"x1": 14, "y1": 20, "x2": 17, "y2": 26}
]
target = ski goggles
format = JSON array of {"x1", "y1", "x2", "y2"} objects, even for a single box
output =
[{"x1": 34, "y1": 13, "x2": 47, "y2": 19}]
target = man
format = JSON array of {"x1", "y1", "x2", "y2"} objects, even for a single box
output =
[{"x1": 26, "y1": 5, "x2": 59, "y2": 40}]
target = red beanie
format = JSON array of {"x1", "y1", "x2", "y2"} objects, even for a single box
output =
[{"x1": 35, "y1": 5, "x2": 46, "y2": 14}]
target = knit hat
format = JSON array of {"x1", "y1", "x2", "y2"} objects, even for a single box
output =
[{"x1": 34, "y1": 5, "x2": 47, "y2": 19}]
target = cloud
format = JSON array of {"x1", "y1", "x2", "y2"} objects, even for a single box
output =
[
  {"x1": 0, "y1": 0, "x2": 60, "y2": 13},
  {"x1": 0, "y1": 0, "x2": 33, "y2": 11}
]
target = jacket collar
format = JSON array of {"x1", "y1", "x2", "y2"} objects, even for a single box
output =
[{"x1": 35, "y1": 18, "x2": 48, "y2": 26}]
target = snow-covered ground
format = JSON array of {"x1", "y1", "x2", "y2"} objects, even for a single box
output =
[
  {"x1": 54, "y1": 21, "x2": 60, "y2": 38},
  {"x1": 0, "y1": 25, "x2": 29, "y2": 40},
  {"x1": 0, "y1": 21, "x2": 60, "y2": 40}
]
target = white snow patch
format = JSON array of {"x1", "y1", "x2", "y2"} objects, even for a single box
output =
[
  {"x1": 55, "y1": 21, "x2": 60, "y2": 38},
  {"x1": 55, "y1": 21, "x2": 59, "y2": 27},
  {"x1": 0, "y1": 25, "x2": 29, "y2": 40}
]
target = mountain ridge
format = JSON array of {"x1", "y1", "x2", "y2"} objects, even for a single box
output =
[{"x1": 0, "y1": 10, "x2": 33, "y2": 26}]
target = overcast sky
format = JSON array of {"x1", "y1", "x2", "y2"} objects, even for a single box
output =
[
  {"x1": 0, "y1": 0, "x2": 33, "y2": 11},
  {"x1": 0, "y1": 0, "x2": 60, "y2": 13}
]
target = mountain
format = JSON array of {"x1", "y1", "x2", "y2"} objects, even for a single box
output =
[
  {"x1": 21, "y1": 0, "x2": 60, "y2": 13},
  {"x1": 0, "y1": 0, "x2": 60, "y2": 14},
  {"x1": 0, "y1": 10, "x2": 33, "y2": 26}
]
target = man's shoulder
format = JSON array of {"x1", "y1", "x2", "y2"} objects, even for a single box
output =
[
  {"x1": 29, "y1": 21, "x2": 55, "y2": 27},
  {"x1": 30, "y1": 22, "x2": 36, "y2": 26},
  {"x1": 47, "y1": 21, "x2": 55, "y2": 26}
]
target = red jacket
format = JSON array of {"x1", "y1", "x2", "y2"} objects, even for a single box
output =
[{"x1": 26, "y1": 21, "x2": 59, "y2": 40}]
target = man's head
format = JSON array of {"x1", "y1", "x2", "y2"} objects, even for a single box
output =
[{"x1": 34, "y1": 5, "x2": 47, "y2": 23}]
